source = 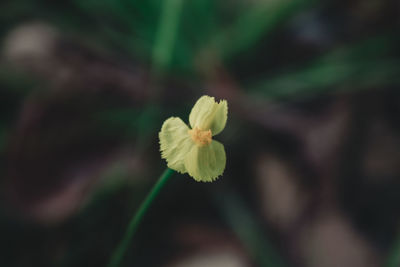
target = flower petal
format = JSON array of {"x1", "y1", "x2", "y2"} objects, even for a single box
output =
[
  {"x1": 189, "y1": 95, "x2": 227, "y2": 136},
  {"x1": 184, "y1": 140, "x2": 226, "y2": 182},
  {"x1": 159, "y1": 117, "x2": 194, "y2": 173}
]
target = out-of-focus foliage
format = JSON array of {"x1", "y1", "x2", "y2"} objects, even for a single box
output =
[{"x1": 1, "y1": 0, "x2": 400, "y2": 266}]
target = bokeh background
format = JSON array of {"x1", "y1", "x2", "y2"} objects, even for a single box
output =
[{"x1": 1, "y1": 0, "x2": 400, "y2": 266}]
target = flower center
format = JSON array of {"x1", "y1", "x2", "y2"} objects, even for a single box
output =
[{"x1": 188, "y1": 127, "x2": 212, "y2": 146}]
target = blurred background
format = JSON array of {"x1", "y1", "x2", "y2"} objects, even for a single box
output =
[{"x1": 1, "y1": 0, "x2": 400, "y2": 266}]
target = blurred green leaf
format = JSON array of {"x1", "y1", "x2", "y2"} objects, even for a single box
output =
[
  {"x1": 386, "y1": 232, "x2": 400, "y2": 267},
  {"x1": 152, "y1": 0, "x2": 184, "y2": 71},
  {"x1": 214, "y1": 188, "x2": 287, "y2": 267},
  {"x1": 248, "y1": 35, "x2": 400, "y2": 99},
  {"x1": 207, "y1": 0, "x2": 317, "y2": 61},
  {"x1": 0, "y1": 0, "x2": 317, "y2": 74}
]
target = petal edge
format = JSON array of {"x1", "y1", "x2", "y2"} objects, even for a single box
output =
[{"x1": 159, "y1": 117, "x2": 194, "y2": 173}]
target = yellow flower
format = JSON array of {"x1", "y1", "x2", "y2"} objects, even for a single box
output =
[{"x1": 159, "y1": 95, "x2": 227, "y2": 182}]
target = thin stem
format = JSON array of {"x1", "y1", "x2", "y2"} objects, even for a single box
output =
[{"x1": 107, "y1": 168, "x2": 175, "y2": 267}]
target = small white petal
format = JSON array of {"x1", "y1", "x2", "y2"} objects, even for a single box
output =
[
  {"x1": 189, "y1": 96, "x2": 228, "y2": 135},
  {"x1": 184, "y1": 140, "x2": 226, "y2": 182},
  {"x1": 159, "y1": 117, "x2": 194, "y2": 173}
]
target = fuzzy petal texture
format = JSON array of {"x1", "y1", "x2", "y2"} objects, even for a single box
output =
[
  {"x1": 159, "y1": 117, "x2": 194, "y2": 173},
  {"x1": 189, "y1": 96, "x2": 228, "y2": 136},
  {"x1": 184, "y1": 140, "x2": 226, "y2": 182}
]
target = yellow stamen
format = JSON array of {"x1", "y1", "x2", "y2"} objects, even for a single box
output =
[{"x1": 188, "y1": 127, "x2": 212, "y2": 146}]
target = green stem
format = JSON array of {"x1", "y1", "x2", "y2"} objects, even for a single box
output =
[{"x1": 107, "y1": 168, "x2": 175, "y2": 267}]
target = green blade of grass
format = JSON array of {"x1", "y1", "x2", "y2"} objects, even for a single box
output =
[
  {"x1": 213, "y1": 188, "x2": 287, "y2": 267},
  {"x1": 207, "y1": 0, "x2": 317, "y2": 61},
  {"x1": 152, "y1": 0, "x2": 184, "y2": 72},
  {"x1": 248, "y1": 35, "x2": 400, "y2": 99}
]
